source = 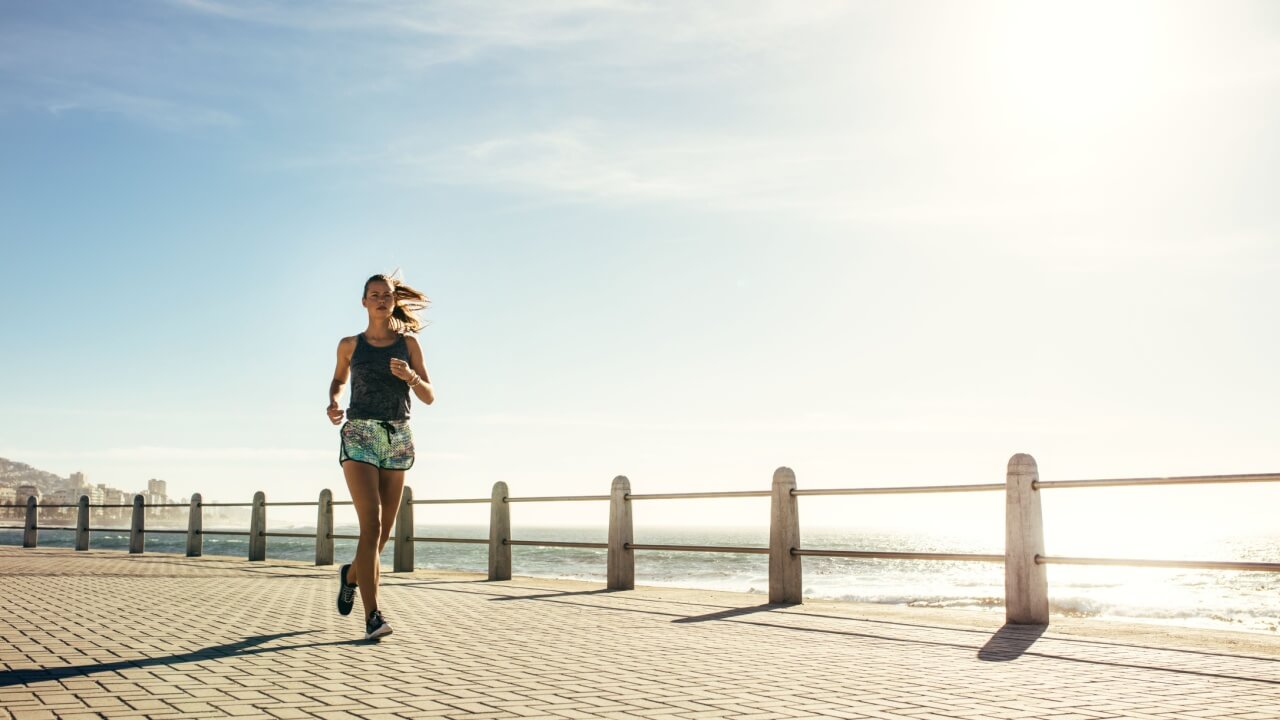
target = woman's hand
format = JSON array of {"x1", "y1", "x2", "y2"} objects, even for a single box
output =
[
  {"x1": 390, "y1": 358, "x2": 419, "y2": 385},
  {"x1": 326, "y1": 401, "x2": 345, "y2": 425}
]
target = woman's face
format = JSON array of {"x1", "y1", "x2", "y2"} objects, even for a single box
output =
[{"x1": 362, "y1": 280, "x2": 395, "y2": 317}]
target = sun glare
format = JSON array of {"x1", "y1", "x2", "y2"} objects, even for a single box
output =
[{"x1": 984, "y1": 2, "x2": 1169, "y2": 131}]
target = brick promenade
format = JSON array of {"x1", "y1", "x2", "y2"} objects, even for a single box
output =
[{"x1": 3, "y1": 546, "x2": 1279, "y2": 720}]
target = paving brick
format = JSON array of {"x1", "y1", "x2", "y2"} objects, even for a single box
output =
[{"x1": 4, "y1": 546, "x2": 1280, "y2": 720}]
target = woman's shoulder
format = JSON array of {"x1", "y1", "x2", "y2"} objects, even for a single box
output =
[{"x1": 338, "y1": 334, "x2": 360, "y2": 353}]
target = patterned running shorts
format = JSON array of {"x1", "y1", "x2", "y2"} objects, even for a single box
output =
[{"x1": 339, "y1": 419, "x2": 415, "y2": 470}]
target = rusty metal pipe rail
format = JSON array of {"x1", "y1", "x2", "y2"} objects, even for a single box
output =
[
  {"x1": 794, "y1": 483, "x2": 1005, "y2": 496},
  {"x1": 625, "y1": 543, "x2": 770, "y2": 555},
  {"x1": 1038, "y1": 555, "x2": 1280, "y2": 572},
  {"x1": 506, "y1": 540, "x2": 608, "y2": 549},
  {"x1": 627, "y1": 491, "x2": 771, "y2": 500},
  {"x1": 506, "y1": 496, "x2": 610, "y2": 503},
  {"x1": 413, "y1": 537, "x2": 488, "y2": 544},
  {"x1": 1034, "y1": 473, "x2": 1280, "y2": 490},
  {"x1": 794, "y1": 549, "x2": 1004, "y2": 562}
]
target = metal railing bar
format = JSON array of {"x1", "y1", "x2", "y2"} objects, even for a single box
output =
[
  {"x1": 505, "y1": 540, "x2": 608, "y2": 549},
  {"x1": 87, "y1": 527, "x2": 133, "y2": 532},
  {"x1": 145, "y1": 529, "x2": 188, "y2": 535},
  {"x1": 412, "y1": 537, "x2": 489, "y2": 544},
  {"x1": 625, "y1": 543, "x2": 770, "y2": 555},
  {"x1": 57, "y1": 504, "x2": 189, "y2": 508},
  {"x1": 794, "y1": 549, "x2": 1005, "y2": 562},
  {"x1": 627, "y1": 491, "x2": 771, "y2": 500},
  {"x1": 506, "y1": 496, "x2": 610, "y2": 503},
  {"x1": 33, "y1": 526, "x2": 76, "y2": 531},
  {"x1": 199, "y1": 530, "x2": 251, "y2": 536},
  {"x1": 199, "y1": 503, "x2": 256, "y2": 507},
  {"x1": 331, "y1": 533, "x2": 359, "y2": 540},
  {"x1": 1037, "y1": 555, "x2": 1280, "y2": 572},
  {"x1": 411, "y1": 498, "x2": 491, "y2": 505},
  {"x1": 1035, "y1": 473, "x2": 1280, "y2": 490},
  {"x1": 0, "y1": 526, "x2": 27, "y2": 530},
  {"x1": 262, "y1": 532, "x2": 319, "y2": 538},
  {"x1": 794, "y1": 483, "x2": 1006, "y2": 496},
  {"x1": 262, "y1": 502, "x2": 319, "y2": 507}
]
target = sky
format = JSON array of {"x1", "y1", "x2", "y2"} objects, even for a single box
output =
[{"x1": 1, "y1": 1, "x2": 1278, "y2": 548}]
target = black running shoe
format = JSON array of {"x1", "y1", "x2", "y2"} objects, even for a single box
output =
[
  {"x1": 365, "y1": 609, "x2": 392, "y2": 641},
  {"x1": 337, "y1": 563, "x2": 357, "y2": 616}
]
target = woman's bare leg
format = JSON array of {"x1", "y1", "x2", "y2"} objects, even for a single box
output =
[
  {"x1": 375, "y1": 469, "x2": 406, "y2": 590},
  {"x1": 343, "y1": 461, "x2": 382, "y2": 618}
]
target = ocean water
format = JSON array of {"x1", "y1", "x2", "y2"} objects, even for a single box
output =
[{"x1": 4, "y1": 523, "x2": 1278, "y2": 635}]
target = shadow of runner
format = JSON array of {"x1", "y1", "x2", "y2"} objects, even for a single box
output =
[
  {"x1": 0, "y1": 631, "x2": 367, "y2": 688},
  {"x1": 978, "y1": 624, "x2": 1046, "y2": 661}
]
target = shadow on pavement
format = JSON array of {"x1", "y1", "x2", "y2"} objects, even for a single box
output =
[
  {"x1": 673, "y1": 604, "x2": 784, "y2": 623},
  {"x1": 977, "y1": 624, "x2": 1046, "y2": 661},
  {"x1": 490, "y1": 588, "x2": 619, "y2": 602},
  {"x1": 0, "y1": 631, "x2": 367, "y2": 688}
]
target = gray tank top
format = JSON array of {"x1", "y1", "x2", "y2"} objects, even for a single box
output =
[{"x1": 346, "y1": 333, "x2": 411, "y2": 421}]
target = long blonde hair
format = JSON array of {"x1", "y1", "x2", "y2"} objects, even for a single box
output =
[{"x1": 364, "y1": 273, "x2": 430, "y2": 334}]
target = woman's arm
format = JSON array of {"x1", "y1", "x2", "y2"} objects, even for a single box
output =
[
  {"x1": 327, "y1": 337, "x2": 356, "y2": 424},
  {"x1": 403, "y1": 335, "x2": 434, "y2": 405}
]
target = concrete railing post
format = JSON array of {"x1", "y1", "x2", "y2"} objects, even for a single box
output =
[
  {"x1": 76, "y1": 495, "x2": 90, "y2": 551},
  {"x1": 607, "y1": 476, "x2": 634, "y2": 590},
  {"x1": 769, "y1": 466, "x2": 802, "y2": 604},
  {"x1": 187, "y1": 493, "x2": 202, "y2": 557},
  {"x1": 394, "y1": 485, "x2": 414, "y2": 572},
  {"x1": 488, "y1": 482, "x2": 511, "y2": 581},
  {"x1": 23, "y1": 496, "x2": 38, "y2": 548},
  {"x1": 1005, "y1": 453, "x2": 1049, "y2": 624},
  {"x1": 129, "y1": 494, "x2": 145, "y2": 554},
  {"x1": 316, "y1": 489, "x2": 334, "y2": 566},
  {"x1": 249, "y1": 491, "x2": 266, "y2": 561}
]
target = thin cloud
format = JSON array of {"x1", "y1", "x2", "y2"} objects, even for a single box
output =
[{"x1": 45, "y1": 89, "x2": 240, "y2": 131}]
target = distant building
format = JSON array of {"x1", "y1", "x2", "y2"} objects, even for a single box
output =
[
  {"x1": 102, "y1": 488, "x2": 128, "y2": 523},
  {"x1": 45, "y1": 488, "x2": 78, "y2": 516},
  {"x1": 147, "y1": 478, "x2": 167, "y2": 497},
  {"x1": 15, "y1": 485, "x2": 40, "y2": 507},
  {"x1": 144, "y1": 491, "x2": 161, "y2": 518},
  {"x1": 70, "y1": 471, "x2": 88, "y2": 488}
]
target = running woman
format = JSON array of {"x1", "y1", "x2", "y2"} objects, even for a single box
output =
[{"x1": 327, "y1": 273, "x2": 434, "y2": 640}]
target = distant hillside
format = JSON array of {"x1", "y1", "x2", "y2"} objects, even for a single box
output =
[{"x1": 0, "y1": 458, "x2": 66, "y2": 490}]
